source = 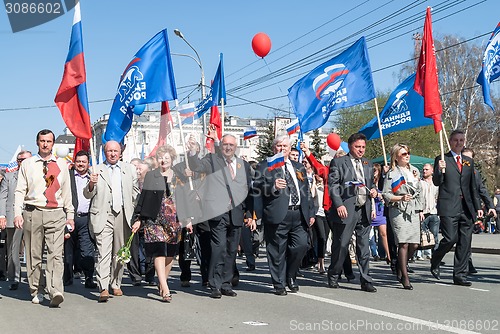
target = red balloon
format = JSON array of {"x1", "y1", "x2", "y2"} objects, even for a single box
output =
[
  {"x1": 252, "y1": 32, "x2": 272, "y2": 58},
  {"x1": 327, "y1": 133, "x2": 341, "y2": 150}
]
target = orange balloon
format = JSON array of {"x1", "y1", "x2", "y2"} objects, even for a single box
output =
[
  {"x1": 327, "y1": 133, "x2": 341, "y2": 150},
  {"x1": 252, "y1": 32, "x2": 272, "y2": 58}
]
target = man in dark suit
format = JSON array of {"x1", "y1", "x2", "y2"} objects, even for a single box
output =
[
  {"x1": 63, "y1": 150, "x2": 97, "y2": 289},
  {"x1": 254, "y1": 134, "x2": 314, "y2": 296},
  {"x1": 431, "y1": 130, "x2": 483, "y2": 286},
  {"x1": 327, "y1": 132, "x2": 378, "y2": 292},
  {"x1": 187, "y1": 134, "x2": 255, "y2": 299}
]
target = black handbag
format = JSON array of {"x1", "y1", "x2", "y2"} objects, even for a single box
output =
[
  {"x1": 183, "y1": 229, "x2": 198, "y2": 261},
  {"x1": 419, "y1": 229, "x2": 435, "y2": 250}
]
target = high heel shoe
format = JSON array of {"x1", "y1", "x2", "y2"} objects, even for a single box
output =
[
  {"x1": 400, "y1": 277, "x2": 413, "y2": 290},
  {"x1": 162, "y1": 293, "x2": 172, "y2": 303}
]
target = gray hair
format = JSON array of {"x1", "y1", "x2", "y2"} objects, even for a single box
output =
[{"x1": 272, "y1": 134, "x2": 290, "y2": 148}]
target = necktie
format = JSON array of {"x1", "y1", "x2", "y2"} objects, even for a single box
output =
[
  {"x1": 284, "y1": 164, "x2": 299, "y2": 205},
  {"x1": 355, "y1": 159, "x2": 367, "y2": 206},
  {"x1": 456, "y1": 155, "x2": 462, "y2": 173},
  {"x1": 227, "y1": 159, "x2": 235, "y2": 180},
  {"x1": 111, "y1": 165, "x2": 123, "y2": 213}
]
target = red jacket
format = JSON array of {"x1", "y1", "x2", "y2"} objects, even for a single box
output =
[{"x1": 306, "y1": 153, "x2": 331, "y2": 212}]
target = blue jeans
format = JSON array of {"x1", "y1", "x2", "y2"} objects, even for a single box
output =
[{"x1": 422, "y1": 214, "x2": 440, "y2": 252}]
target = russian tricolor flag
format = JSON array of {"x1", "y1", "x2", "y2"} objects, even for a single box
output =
[
  {"x1": 54, "y1": 2, "x2": 92, "y2": 140},
  {"x1": 286, "y1": 119, "x2": 300, "y2": 135},
  {"x1": 243, "y1": 127, "x2": 257, "y2": 140},
  {"x1": 391, "y1": 175, "x2": 406, "y2": 193},
  {"x1": 267, "y1": 152, "x2": 285, "y2": 171},
  {"x1": 178, "y1": 102, "x2": 196, "y2": 118}
]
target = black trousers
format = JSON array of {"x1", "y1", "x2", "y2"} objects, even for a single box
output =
[
  {"x1": 264, "y1": 209, "x2": 308, "y2": 290},
  {"x1": 208, "y1": 214, "x2": 241, "y2": 291},
  {"x1": 431, "y1": 213, "x2": 473, "y2": 280},
  {"x1": 328, "y1": 206, "x2": 372, "y2": 285},
  {"x1": 63, "y1": 215, "x2": 95, "y2": 282}
]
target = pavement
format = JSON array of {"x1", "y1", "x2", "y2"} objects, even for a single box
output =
[{"x1": 470, "y1": 232, "x2": 500, "y2": 254}]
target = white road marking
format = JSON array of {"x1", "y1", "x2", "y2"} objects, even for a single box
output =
[
  {"x1": 469, "y1": 287, "x2": 489, "y2": 292},
  {"x1": 291, "y1": 292, "x2": 481, "y2": 334}
]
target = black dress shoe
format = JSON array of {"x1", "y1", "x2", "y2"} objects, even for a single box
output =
[
  {"x1": 85, "y1": 278, "x2": 98, "y2": 289},
  {"x1": 430, "y1": 267, "x2": 440, "y2": 280},
  {"x1": 221, "y1": 289, "x2": 237, "y2": 297},
  {"x1": 246, "y1": 265, "x2": 256, "y2": 272},
  {"x1": 210, "y1": 289, "x2": 222, "y2": 299},
  {"x1": 468, "y1": 266, "x2": 478, "y2": 274},
  {"x1": 328, "y1": 277, "x2": 339, "y2": 289},
  {"x1": 361, "y1": 282, "x2": 377, "y2": 293},
  {"x1": 63, "y1": 279, "x2": 73, "y2": 286},
  {"x1": 274, "y1": 288, "x2": 287, "y2": 296},
  {"x1": 406, "y1": 265, "x2": 414, "y2": 273},
  {"x1": 453, "y1": 279, "x2": 472, "y2": 287},
  {"x1": 296, "y1": 270, "x2": 304, "y2": 277},
  {"x1": 287, "y1": 278, "x2": 299, "y2": 293},
  {"x1": 9, "y1": 282, "x2": 19, "y2": 290},
  {"x1": 231, "y1": 275, "x2": 240, "y2": 287}
]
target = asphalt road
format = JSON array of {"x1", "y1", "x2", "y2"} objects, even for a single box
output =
[{"x1": 1, "y1": 250, "x2": 499, "y2": 334}]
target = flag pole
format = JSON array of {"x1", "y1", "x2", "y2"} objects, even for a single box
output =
[
  {"x1": 174, "y1": 100, "x2": 194, "y2": 190},
  {"x1": 373, "y1": 98, "x2": 388, "y2": 166},
  {"x1": 220, "y1": 98, "x2": 225, "y2": 136},
  {"x1": 439, "y1": 129, "x2": 445, "y2": 173},
  {"x1": 440, "y1": 120, "x2": 451, "y2": 151},
  {"x1": 89, "y1": 136, "x2": 97, "y2": 174}
]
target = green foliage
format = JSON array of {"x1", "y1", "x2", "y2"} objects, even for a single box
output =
[
  {"x1": 310, "y1": 129, "x2": 327, "y2": 158},
  {"x1": 255, "y1": 121, "x2": 275, "y2": 161}
]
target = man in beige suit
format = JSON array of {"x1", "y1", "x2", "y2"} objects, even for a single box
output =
[{"x1": 84, "y1": 140, "x2": 139, "y2": 302}]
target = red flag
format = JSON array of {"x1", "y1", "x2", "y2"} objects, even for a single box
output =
[
  {"x1": 73, "y1": 137, "x2": 90, "y2": 162},
  {"x1": 148, "y1": 101, "x2": 173, "y2": 157},
  {"x1": 413, "y1": 7, "x2": 442, "y2": 133},
  {"x1": 205, "y1": 105, "x2": 222, "y2": 153}
]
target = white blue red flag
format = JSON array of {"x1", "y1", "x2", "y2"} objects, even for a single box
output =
[
  {"x1": 345, "y1": 180, "x2": 366, "y2": 188},
  {"x1": 477, "y1": 22, "x2": 500, "y2": 110},
  {"x1": 288, "y1": 37, "x2": 375, "y2": 133},
  {"x1": 286, "y1": 119, "x2": 300, "y2": 135},
  {"x1": 391, "y1": 174, "x2": 406, "y2": 193},
  {"x1": 267, "y1": 152, "x2": 285, "y2": 171},
  {"x1": 103, "y1": 29, "x2": 177, "y2": 144},
  {"x1": 178, "y1": 102, "x2": 196, "y2": 118},
  {"x1": 54, "y1": 2, "x2": 92, "y2": 140},
  {"x1": 359, "y1": 73, "x2": 432, "y2": 139},
  {"x1": 195, "y1": 53, "x2": 226, "y2": 117},
  {"x1": 243, "y1": 127, "x2": 257, "y2": 140}
]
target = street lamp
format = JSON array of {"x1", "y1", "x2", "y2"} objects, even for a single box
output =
[{"x1": 173, "y1": 29, "x2": 206, "y2": 99}]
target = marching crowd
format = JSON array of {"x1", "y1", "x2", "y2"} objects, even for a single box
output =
[{"x1": 0, "y1": 127, "x2": 498, "y2": 307}]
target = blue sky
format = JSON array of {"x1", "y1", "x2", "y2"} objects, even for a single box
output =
[{"x1": 0, "y1": 0, "x2": 498, "y2": 162}]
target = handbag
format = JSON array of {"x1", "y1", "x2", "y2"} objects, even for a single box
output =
[
  {"x1": 182, "y1": 229, "x2": 198, "y2": 261},
  {"x1": 419, "y1": 229, "x2": 435, "y2": 250}
]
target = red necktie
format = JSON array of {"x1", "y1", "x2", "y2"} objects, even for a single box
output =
[{"x1": 456, "y1": 155, "x2": 462, "y2": 173}]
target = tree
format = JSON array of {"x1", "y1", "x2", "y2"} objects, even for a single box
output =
[
  {"x1": 255, "y1": 120, "x2": 275, "y2": 161},
  {"x1": 310, "y1": 129, "x2": 327, "y2": 159}
]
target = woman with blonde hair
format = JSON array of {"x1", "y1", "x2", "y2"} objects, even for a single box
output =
[
  {"x1": 382, "y1": 144, "x2": 422, "y2": 290},
  {"x1": 132, "y1": 145, "x2": 182, "y2": 302}
]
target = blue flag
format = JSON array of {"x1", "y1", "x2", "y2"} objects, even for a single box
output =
[
  {"x1": 477, "y1": 22, "x2": 500, "y2": 111},
  {"x1": 195, "y1": 53, "x2": 226, "y2": 117},
  {"x1": 288, "y1": 37, "x2": 375, "y2": 133},
  {"x1": 359, "y1": 73, "x2": 433, "y2": 140},
  {"x1": 103, "y1": 29, "x2": 177, "y2": 144}
]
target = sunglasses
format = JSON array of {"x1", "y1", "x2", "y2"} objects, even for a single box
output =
[
  {"x1": 17, "y1": 158, "x2": 25, "y2": 163},
  {"x1": 400, "y1": 152, "x2": 410, "y2": 157},
  {"x1": 43, "y1": 161, "x2": 55, "y2": 188}
]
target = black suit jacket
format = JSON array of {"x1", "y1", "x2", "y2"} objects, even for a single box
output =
[
  {"x1": 328, "y1": 155, "x2": 375, "y2": 226},
  {"x1": 133, "y1": 168, "x2": 170, "y2": 221},
  {"x1": 254, "y1": 159, "x2": 313, "y2": 225},
  {"x1": 474, "y1": 168, "x2": 494, "y2": 211},
  {"x1": 188, "y1": 152, "x2": 253, "y2": 226},
  {"x1": 433, "y1": 152, "x2": 480, "y2": 218}
]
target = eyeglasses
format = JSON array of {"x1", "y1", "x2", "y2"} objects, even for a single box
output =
[
  {"x1": 43, "y1": 161, "x2": 55, "y2": 187},
  {"x1": 17, "y1": 158, "x2": 25, "y2": 163},
  {"x1": 401, "y1": 152, "x2": 410, "y2": 157}
]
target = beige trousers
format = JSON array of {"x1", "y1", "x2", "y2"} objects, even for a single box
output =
[
  {"x1": 94, "y1": 210, "x2": 131, "y2": 291},
  {"x1": 23, "y1": 207, "x2": 66, "y2": 299}
]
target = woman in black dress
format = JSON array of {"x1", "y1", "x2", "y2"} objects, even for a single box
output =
[{"x1": 132, "y1": 145, "x2": 182, "y2": 302}]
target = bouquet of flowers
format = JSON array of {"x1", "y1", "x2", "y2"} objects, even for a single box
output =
[{"x1": 116, "y1": 232, "x2": 135, "y2": 265}]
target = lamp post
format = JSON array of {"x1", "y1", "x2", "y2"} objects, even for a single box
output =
[{"x1": 173, "y1": 29, "x2": 206, "y2": 99}]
